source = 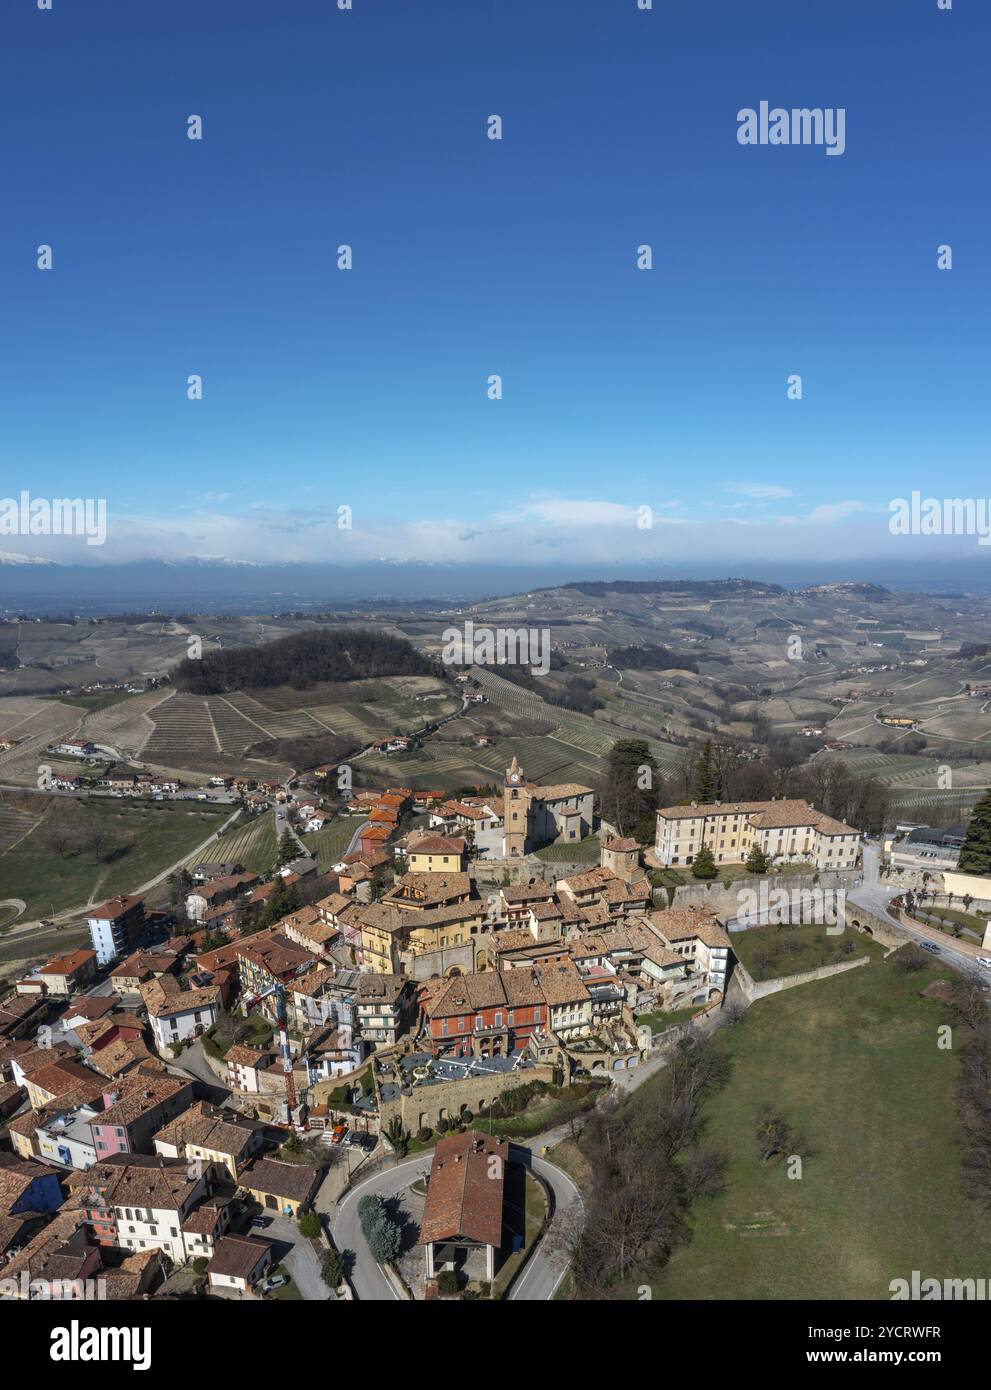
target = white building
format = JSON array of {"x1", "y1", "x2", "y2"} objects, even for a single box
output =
[
  {"x1": 140, "y1": 978, "x2": 221, "y2": 1055},
  {"x1": 655, "y1": 798, "x2": 860, "y2": 870}
]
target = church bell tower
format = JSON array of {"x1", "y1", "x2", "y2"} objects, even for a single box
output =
[{"x1": 502, "y1": 755, "x2": 528, "y2": 858}]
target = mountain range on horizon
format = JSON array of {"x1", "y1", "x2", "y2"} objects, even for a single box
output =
[{"x1": 0, "y1": 558, "x2": 986, "y2": 619}]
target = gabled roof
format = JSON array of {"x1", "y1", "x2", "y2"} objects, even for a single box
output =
[{"x1": 419, "y1": 1131, "x2": 508, "y2": 1249}]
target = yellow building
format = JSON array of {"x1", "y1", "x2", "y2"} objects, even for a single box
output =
[
  {"x1": 407, "y1": 833, "x2": 467, "y2": 874},
  {"x1": 357, "y1": 900, "x2": 486, "y2": 974}
]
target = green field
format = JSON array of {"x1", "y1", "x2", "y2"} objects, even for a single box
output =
[
  {"x1": 731, "y1": 923, "x2": 884, "y2": 982},
  {"x1": 651, "y1": 956, "x2": 991, "y2": 1300},
  {"x1": 0, "y1": 797, "x2": 232, "y2": 923},
  {"x1": 534, "y1": 835, "x2": 601, "y2": 863},
  {"x1": 189, "y1": 810, "x2": 278, "y2": 875},
  {"x1": 301, "y1": 816, "x2": 365, "y2": 869}
]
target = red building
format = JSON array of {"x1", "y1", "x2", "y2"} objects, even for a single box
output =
[{"x1": 421, "y1": 971, "x2": 548, "y2": 1059}]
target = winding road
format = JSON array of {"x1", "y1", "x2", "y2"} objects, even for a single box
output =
[{"x1": 330, "y1": 1145, "x2": 583, "y2": 1301}]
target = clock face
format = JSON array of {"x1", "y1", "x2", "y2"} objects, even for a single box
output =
[{"x1": 510, "y1": 774, "x2": 520, "y2": 784}]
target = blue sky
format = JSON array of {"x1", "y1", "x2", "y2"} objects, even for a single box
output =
[{"x1": 1, "y1": 0, "x2": 988, "y2": 574}]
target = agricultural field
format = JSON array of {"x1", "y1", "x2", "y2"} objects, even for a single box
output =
[
  {"x1": 301, "y1": 816, "x2": 365, "y2": 869},
  {"x1": 0, "y1": 794, "x2": 43, "y2": 853},
  {"x1": 0, "y1": 797, "x2": 232, "y2": 924},
  {"x1": 47, "y1": 671, "x2": 464, "y2": 782},
  {"x1": 76, "y1": 688, "x2": 174, "y2": 758},
  {"x1": 817, "y1": 746, "x2": 991, "y2": 817},
  {"x1": 3, "y1": 584, "x2": 991, "y2": 842},
  {"x1": 184, "y1": 810, "x2": 279, "y2": 876},
  {"x1": 0, "y1": 696, "x2": 83, "y2": 786}
]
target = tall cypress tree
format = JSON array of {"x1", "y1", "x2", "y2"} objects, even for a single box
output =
[
  {"x1": 693, "y1": 739, "x2": 717, "y2": 804},
  {"x1": 959, "y1": 791, "x2": 991, "y2": 875}
]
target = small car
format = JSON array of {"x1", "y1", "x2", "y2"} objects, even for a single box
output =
[
  {"x1": 920, "y1": 942, "x2": 940, "y2": 954},
  {"x1": 250, "y1": 1215, "x2": 271, "y2": 1229},
  {"x1": 977, "y1": 957, "x2": 991, "y2": 970},
  {"x1": 260, "y1": 1273, "x2": 288, "y2": 1292}
]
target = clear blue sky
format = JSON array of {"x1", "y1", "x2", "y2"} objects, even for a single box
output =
[{"x1": 1, "y1": 0, "x2": 988, "y2": 574}]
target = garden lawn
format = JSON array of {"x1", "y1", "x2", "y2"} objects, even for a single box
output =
[
  {"x1": 651, "y1": 955, "x2": 991, "y2": 1300},
  {"x1": 534, "y1": 835, "x2": 600, "y2": 863},
  {"x1": 731, "y1": 922, "x2": 884, "y2": 983}
]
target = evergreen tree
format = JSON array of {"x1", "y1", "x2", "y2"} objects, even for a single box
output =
[
  {"x1": 745, "y1": 843, "x2": 770, "y2": 875},
  {"x1": 276, "y1": 830, "x2": 299, "y2": 868},
  {"x1": 297, "y1": 1208, "x2": 321, "y2": 1238},
  {"x1": 358, "y1": 1194, "x2": 402, "y2": 1262},
  {"x1": 959, "y1": 791, "x2": 991, "y2": 875},
  {"x1": 258, "y1": 878, "x2": 301, "y2": 928},
  {"x1": 693, "y1": 740, "x2": 718, "y2": 804},
  {"x1": 365, "y1": 1214, "x2": 401, "y2": 1263},
  {"x1": 599, "y1": 738, "x2": 661, "y2": 836},
  {"x1": 691, "y1": 844, "x2": 718, "y2": 880},
  {"x1": 321, "y1": 1249, "x2": 344, "y2": 1289}
]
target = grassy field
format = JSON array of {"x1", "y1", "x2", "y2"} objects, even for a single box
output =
[
  {"x1": 0, "y1": 797, "x2": 232, "y2": 922},
  {"x1": 912, "y1": 906, "x2": 986, "y2": 940},
  {"x1": 0, "y1": 920, "x2": 91, "y2": 969},
  {"x1": 731, "y1": 923, "x2": 884, "y2": 982},
  {"x1": 651, "y1": 955, "x2": 991, "y2": 1300},
  {"x1": 301, "y1": 816, "x2": 365, "y2": 869},
  {"x1": 534, "y1": 835, "x2": 601, "y2": 863},
  {"x1": 635, "y1": 1004, "x2": 704, "y2": 1034}
]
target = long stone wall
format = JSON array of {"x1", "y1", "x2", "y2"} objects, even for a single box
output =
[
  {"x1": 732, "y1": 954, "x2": 868, "y2": 1002},
  {"x1": 377, "y1": 1062, "x2": 559, "y2": 1135},
  {"x1": 669, "y1": 867, "x2": 858, "y2": 916},
  {"x1": 470, "y1": 855, "x2": 598, "y2": 887}
]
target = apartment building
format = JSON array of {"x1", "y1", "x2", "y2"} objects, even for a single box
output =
[{"x1": 655, "y1": 798, "x2": 860, "y2": 869}]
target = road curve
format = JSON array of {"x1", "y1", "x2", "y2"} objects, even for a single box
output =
[{"x1": 329, "y1": 1145, "x2": 583, "y2": 1301}]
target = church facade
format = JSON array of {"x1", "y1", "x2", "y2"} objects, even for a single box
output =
[{"x1": 501, "y1": 755, "x2": 594, "y2": 858}]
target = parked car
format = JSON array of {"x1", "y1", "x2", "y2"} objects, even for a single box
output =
[
  {"x1": 330, "y1": 1123, "x2": 348, "y2": 1144},
  {"x1": 977, "y1": 956, "x2": 991, "y2": 970},
  {"x1": 250, "y1": 1215, "x2": 271, "y2": 1229},
  {"x1": 260, "y1": 1273, "x2": 288, "y2": 1292},
  {"x1": 341, "y1": 1130, "x2": 355, "y2": 1147},
  {"x1": 921, "y1": 942, "x2": 940, "y2": 954},
  {"x1": 358, "y1": 1133, "x2": 377, "y2": 1152}
]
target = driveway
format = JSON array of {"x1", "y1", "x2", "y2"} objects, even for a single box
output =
[
  {"x1": 260, "y1": 1213, "x2": 331, "y2": 1301},
  {"x1": 165, "y1": 1038, "x2": 232, "y2": 1100}
]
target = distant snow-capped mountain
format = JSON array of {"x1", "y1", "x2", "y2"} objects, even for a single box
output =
[{"x1": 0, "y1": 551, "x2": 64, "y2": 566}]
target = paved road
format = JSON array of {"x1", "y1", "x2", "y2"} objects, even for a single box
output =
[
  {"x1": 165, "y1": 1037, "x2": 232, "y2": 1098},
  {"x1": 848, "y1": 880, "x2": 988, "y2": 984},
  {"x1": 261, "y1": 1213, "x2": 331, "y2": 1301},
  {"x1": 342, "y1": 817, "x2": 367, "y2": 858},
  {"x1": 330, "y1": 1155, "x2": 431, "y2": 1301},
  {"x1": 330, "y1": 1145, "x2": 582, "y2": 1301},
  {"x1": 506, "y1": 1152, "x2": 583, "y2": 1301}
]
